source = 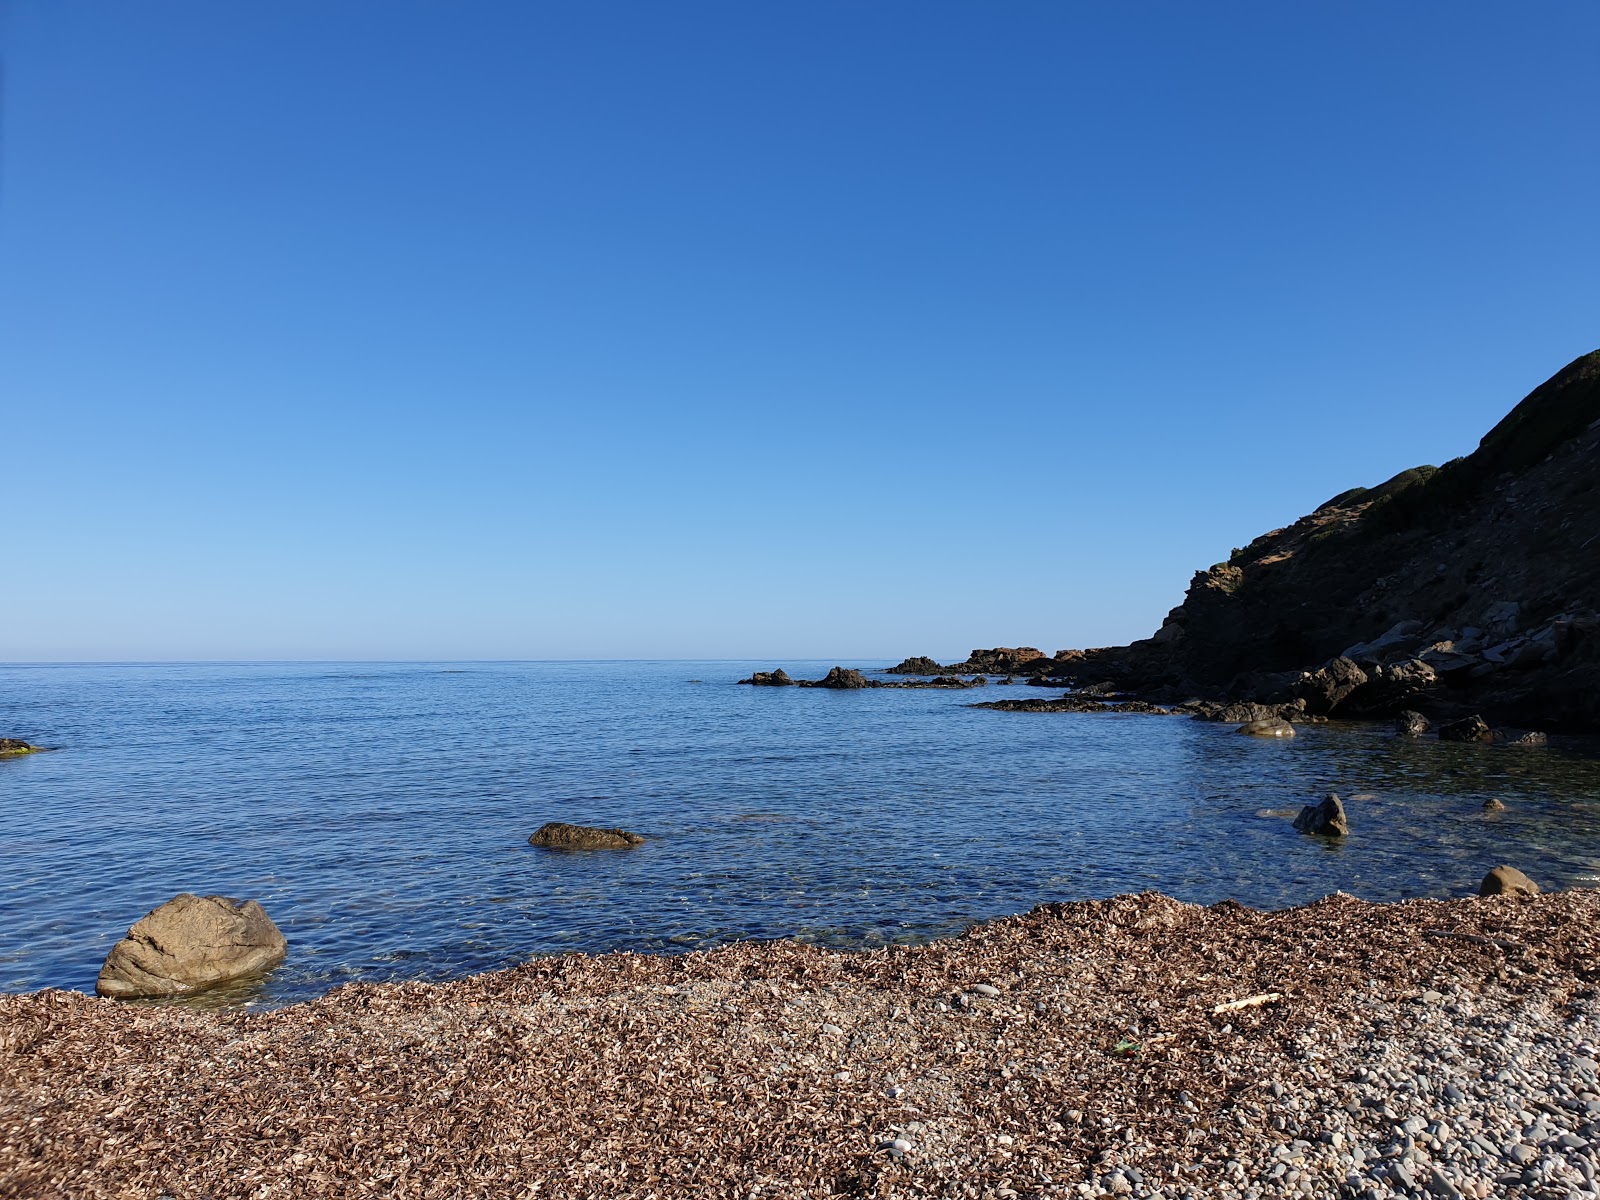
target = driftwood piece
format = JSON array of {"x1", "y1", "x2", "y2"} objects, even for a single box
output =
[
  {"x1": 1211, "y1": 991, "x2": 1282, "y2": 1015},
  {"x1": 1422, "y1": 929, "x2": 1525, "y2": 952}
]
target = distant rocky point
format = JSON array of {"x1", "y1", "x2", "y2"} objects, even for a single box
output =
[
  {"x1": 888, "y1": 647, "x2": 1060, "y2": 677},
  {"x1": 739, "y1": 667, "x2": 987, "y2": 689}
]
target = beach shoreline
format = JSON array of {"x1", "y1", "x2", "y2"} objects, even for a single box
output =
[{"x1": 4, "y1": 888, "x2": 1596, "y2": 1199}]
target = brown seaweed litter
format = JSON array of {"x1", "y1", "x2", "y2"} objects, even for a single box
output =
[{"x1": 3, "y1": 889, "x2": 1597, "y2": 1199}]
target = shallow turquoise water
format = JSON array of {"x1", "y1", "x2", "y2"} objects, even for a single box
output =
[{"x1": 3, "y1": 660, "x2": 1598, "y2": 1006}]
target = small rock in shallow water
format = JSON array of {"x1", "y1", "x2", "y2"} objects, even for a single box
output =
[
  {"x1": 1483, "y1": 797, "x2": 1507, "y2": 812},
  {"x1": 528, "y1": 822, "x2": 645, "y2": 850},
  {"x1": 1239, "y1": 718, "x2": 1296, "y2": 738},
  {"x1": 1293, "y1": 793, "x2": 1350, "y2": 837}
]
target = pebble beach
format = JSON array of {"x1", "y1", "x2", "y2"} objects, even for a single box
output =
[{"x1": 3, "y1": 887, "x2": 1596, "y2": 1200}]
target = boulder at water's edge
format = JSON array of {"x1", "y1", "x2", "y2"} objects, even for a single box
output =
[
  {"x1": 1479, "y1": 865, "x2": 1539, "y2": 897},
  {"x1": 96, "y1": 893, "x2": 288, "y2": 999}
]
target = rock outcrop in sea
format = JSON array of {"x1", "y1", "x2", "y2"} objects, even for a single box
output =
[{"x1": 528, "y1": 822, "x2": 646, "y2": 850}]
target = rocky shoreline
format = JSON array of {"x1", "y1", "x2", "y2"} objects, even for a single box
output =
[{"x1": 3, "y1": 888, "x2": 1596, "y2": 1199}]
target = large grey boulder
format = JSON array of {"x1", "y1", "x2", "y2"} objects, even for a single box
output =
[
  {"x1": 97, "y1": 894, "x2": 287, "y2": 999},
  {"x1": 529, "y1": 822, "x2": 645, "y2": 850}
]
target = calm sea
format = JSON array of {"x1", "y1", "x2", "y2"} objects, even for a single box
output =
[{"x1": 3, "y1": 661, "x2": 1598, "y2": 1007}]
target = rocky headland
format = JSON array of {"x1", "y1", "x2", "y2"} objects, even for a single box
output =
[{"x1": 900, "y1": 350, "x2": 1600, "y2": 735}]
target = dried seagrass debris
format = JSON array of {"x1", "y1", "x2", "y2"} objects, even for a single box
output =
[{"x1": 2, "y1": 888, "x2": 1596, "y2": 1199}]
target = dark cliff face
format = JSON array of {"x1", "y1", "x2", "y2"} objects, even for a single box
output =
[{"x1": 1071, "y1": 350, "x2": 1600, "y2": 730}]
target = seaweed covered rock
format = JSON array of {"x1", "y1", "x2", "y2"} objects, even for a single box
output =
[
  {"x1": 529, "y1": 822, "x2": 645, "y2": 850},
  {"x1": 96, "y1": 894, "x2": 288, "y2": 999},
  {"x1": 0, "y1": 738, "x2": 42, "y2": 757}
]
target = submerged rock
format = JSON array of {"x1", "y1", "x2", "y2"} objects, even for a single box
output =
[
  {"x1": 1479, "y1": 865, "x2": 1539, "y2": 897},
  {"x1": 529, "y1": 822, "x2": 645, "y2": 850},
  {"x1": 1438, "y1": 715, "x2": 1498, "y2": 743},
  {"x1": 1505, "y1": 730, "x2": 1548, "y2": 747},
  {"x1": 1292, "y1": 793, "x2": 1349, "y2": 837},
  {"x1": 1482, "y1": 797, "x2": 1507, "y2": 812},
  {"x1": 1238, "y1": 718, "x2": 1295, "y2": 739},
  {"x1": 97, "y1": 894, "x2": 288, "y2": 999},
  {"x1": 0, "y1": 738, "x2": 42, "y2": 757}
]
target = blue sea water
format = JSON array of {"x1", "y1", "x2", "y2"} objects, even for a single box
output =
[{"x1": 3, "y1": 660, "x2": 1598, "y2": 1007}]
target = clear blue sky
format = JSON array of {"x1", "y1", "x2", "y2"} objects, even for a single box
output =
[{"x1": 2, "y1": 2, "x2": 1596, "y2": 661}]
